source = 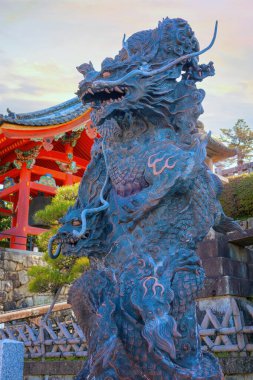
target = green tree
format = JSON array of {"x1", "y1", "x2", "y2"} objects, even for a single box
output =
[
  {"x1": 28, "y1": 253, "x2": 89, "y2": 322},
  {"x1": 28, "y1": 183, "x2": 89, "y2": 321},
  {"x1": 34, "y1": 182, "x2": 79, "y2": 251},
  {"x1": 220, "y1": 119, "x2": 253, "y2": 167}
]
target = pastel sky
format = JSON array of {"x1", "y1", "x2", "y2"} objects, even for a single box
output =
[{"x1": 0, "y1": 0, "x2": 252, "y2": 136}]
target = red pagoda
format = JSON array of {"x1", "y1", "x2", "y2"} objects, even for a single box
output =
[{"x1": 0, "y1": 98, "x2": 94, "y2": 250}]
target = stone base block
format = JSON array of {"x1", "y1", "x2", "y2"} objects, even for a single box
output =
[{"x1": 0, "y1": 339, "x2": 24, "y2": 380}]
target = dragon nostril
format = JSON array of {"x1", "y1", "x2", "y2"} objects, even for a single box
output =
[{"x1": 72, "y1": 219, "x2": 82, "y2": 227}]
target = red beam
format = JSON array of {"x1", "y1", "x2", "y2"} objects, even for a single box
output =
[
  {"x1": 0, "y1": 168, "x2": 20, "y2": 184},
  {"x1": 30, "y1": 182, "x2": 57, "y2": 195},
  {"x1": 38, "y1": 149, "x2": 89, "y2": 169},
  {"x1": 32, "y1": 165, "x2": 81, "y2": 183},
  {"x1": 0, "y1": 208, "x2": 13, "y2": 216},
  {"x1": 0, "y1": 227, "x2": 23, "y2": 240},
  {"x1": 0, "y1": 183, "x2": 20, "y2": 199},
  {"x1": 27, "y1": 226, "x2": 48, "y2": 235}
]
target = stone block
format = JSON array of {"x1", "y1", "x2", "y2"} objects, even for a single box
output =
[
  {"x1": 24, "y1": 296, "x2": 34, "y2": 307},
  {"x1": 199, "y1": 276, "x2": 253, "y2": 298},
  {"x1": 6, "y1": 251, "x2": 26, "y2": 264},
  {"x1": 0, "y1": 281, "x2": 13, "y2": 293},
  {"x1": 0, "y1": 292, "x2": 7, "y2": 303},
  {"x1": 13, "y1": 291, "x2": 23, "y2": 302},
  {"x1": 3, "y1": 260, "x2": 17, "y2": 272},
  {"x1": 33, "y1": 294, "x2": 53, "y2": 306},
  {"x1": 17, "y1": 299, "x2": 29, "y2": 309},
  {"x1": 18, "y1": 270, "x2": 28, "y2": 285},
  {"x1": 16, "y1": 263, "x2": 24, "y2": 271},
  {"x1": 202, "y1": 257, "x2": 249, "y2": 279},
  {"x1": 220, "y1": 356, "x2": 253, "y2": 375},
  {"x1": 0, "y1": 270, "x2": 4, "y2": 281},
  {"x1": 248, "y1": 217, "x2": 253, "y2": 229},
  {"x1": 6, "y1": 272, "x2": 19, "y2": 282},
  {"x1": 25, "y1": 255, "x2": 42, "y2": 268},
  {"x1": 0, "y1": 339, "x2": 24, "y2": 380},
  {"x1": 3, "y1": 301, "x2": 16, "y2": 311},
  {"x1": 6, "y1": 272, "x2": 21, "y2": 288}
]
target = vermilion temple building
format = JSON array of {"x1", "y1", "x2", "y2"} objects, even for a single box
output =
[{"x1": 0, "y1": 99, "x2": 235, "y2": 251}]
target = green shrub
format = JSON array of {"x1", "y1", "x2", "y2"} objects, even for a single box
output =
[
  {"x1": 28, "y1": 253, "x2": 89, "y2": 294},
  {"x1": 34, "y1": 183, "x2": 79, "y2": 252},
  {"x1": 28, "y1": 183, "x2": 90, "y2": 300},
  {"x1": 220, "y1": 173, "x2": 253, "y2": 220},
  {"x1": 35, "y1": 183, "x2": 80, "y2": 227}
]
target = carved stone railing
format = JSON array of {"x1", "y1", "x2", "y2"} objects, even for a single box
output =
[
  {"x1": 0, "y1": 303, "x2": 87, "y2": 359},
  {"x1": 0, "y1": 319, "x2": 87, "y2": 359},
  {"x1": 198, "y1": 298, "x2": 253, "y2": 354},
  {"x1": 0, "y1": 298, "x2": 253, "y2": 359}
]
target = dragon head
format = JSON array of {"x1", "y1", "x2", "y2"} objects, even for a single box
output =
[{"x1": 77, "y1": 18, "x2": 217, "y2": 126}]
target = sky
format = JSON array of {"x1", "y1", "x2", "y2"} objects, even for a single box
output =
[{"x1": 0, "y1": 0, "x2": 252, "y2": 136}]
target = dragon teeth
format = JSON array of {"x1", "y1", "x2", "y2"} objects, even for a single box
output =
[{"x1": 115, "y1": 86, "x2": 124, "y2": 93}]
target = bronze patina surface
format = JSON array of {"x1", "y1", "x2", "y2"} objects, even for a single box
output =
[{"x1": 50, "y1": 18, "x2": 242, "y2": 379}]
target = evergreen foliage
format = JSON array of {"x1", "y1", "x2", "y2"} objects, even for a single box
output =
[
  {"x1": 28, "y1": 253, "x2": 89, "y2": 294},
  {"x1": 28, "y1": 182, "x2": 89, "y2": 296},
  {"x1": 34, "y1": 183, "x2": 79, "y2": 252},
  {"x1": 220, "y1": 172, "x2": 253, "y2": 220},
  {"x1": 35, "y1": 183, "x2": 80, "y2": 226},
  {"x1": 220, "y1": 119, "x2": 253, "y2": 165}
]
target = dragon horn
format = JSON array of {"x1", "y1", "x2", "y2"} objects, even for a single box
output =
[{"x1": 122, "y1": 33, "x2": 131, "y2": 59}]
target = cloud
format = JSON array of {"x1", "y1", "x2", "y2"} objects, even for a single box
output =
[{"x1": 0, "y1": 0, "x2": 252, "y2": 132}]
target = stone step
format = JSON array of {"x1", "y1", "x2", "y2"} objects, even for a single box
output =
[
  {"x1": 198, "y1": 236, "x2": 253, "y2": 263},
  {"x1": 202, "y1": 257, "x2": 249, "y2": 279},
  {"x1": 199, "y1": 275, "x2": 253, "y2": 298},
  {"x1": 228, "y1": 228, "x2": 253, "y2": 247}
]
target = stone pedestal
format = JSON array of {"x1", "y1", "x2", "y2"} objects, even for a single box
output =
[
  {"x1": 197, "y1": 231, "x2": 253, "y2": 298},
  {"x1": 197, "y1": 230, "x2": 253, "y2": 379},
  {"x1": 0, "y1": 339, "x2": 24, "y2": 380}
]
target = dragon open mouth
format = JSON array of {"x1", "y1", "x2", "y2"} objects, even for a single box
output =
[{"x1": 81, "y1": 86, "x2": 127, "y2": 107}]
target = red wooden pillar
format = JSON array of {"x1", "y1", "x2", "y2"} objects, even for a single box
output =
[
  {"x1": 10, "y1": 194, "x2": 18, "y2": 247},
  {"x1": 11, "y1": 163, "x2": 31, "y2": 250},
  {"x1": 64, "y1": 173, "x2": 73, "y2": 185}
]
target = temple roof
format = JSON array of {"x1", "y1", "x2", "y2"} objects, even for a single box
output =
[
  {"x1": 207, "y1": 136, "x2": 237, "y2": 162},
  {"x1": 0, "y1": 98, "x2": 236, "y2": 163},
  {"x1": 0, "y1": 97, "x2": 88, "y2": 127}
]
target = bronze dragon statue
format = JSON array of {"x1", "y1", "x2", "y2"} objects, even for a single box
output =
[{"x1": 49, "y1": 17, "x2": 241, "y2": 379}]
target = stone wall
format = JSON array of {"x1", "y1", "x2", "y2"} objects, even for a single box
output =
[
  {"x1": 0, "y1": 248, "x2": 53, "y2": 313},
  {"x1": 23, "y1": 359, "x2": 253, "y2": 380}
]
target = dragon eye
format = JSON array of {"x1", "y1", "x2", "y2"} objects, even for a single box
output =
[
  {"x1": 102, "y1": 71, "x2": 111, "y2": 78},
  {"x1": 72, "y1": 219, "x2": 81, "y2": 226}
]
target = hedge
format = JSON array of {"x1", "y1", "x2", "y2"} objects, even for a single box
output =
[{"x1": 220, "y1": 172, "x2": 253, "y2": 220}]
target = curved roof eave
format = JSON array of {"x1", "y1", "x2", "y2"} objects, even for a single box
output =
[
  {"x1": 0, "y1": 97, "x2": 90, "y2": 126},
  {"x1": 0, "y1": 97, "x2": 92, "y2": 139}
]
